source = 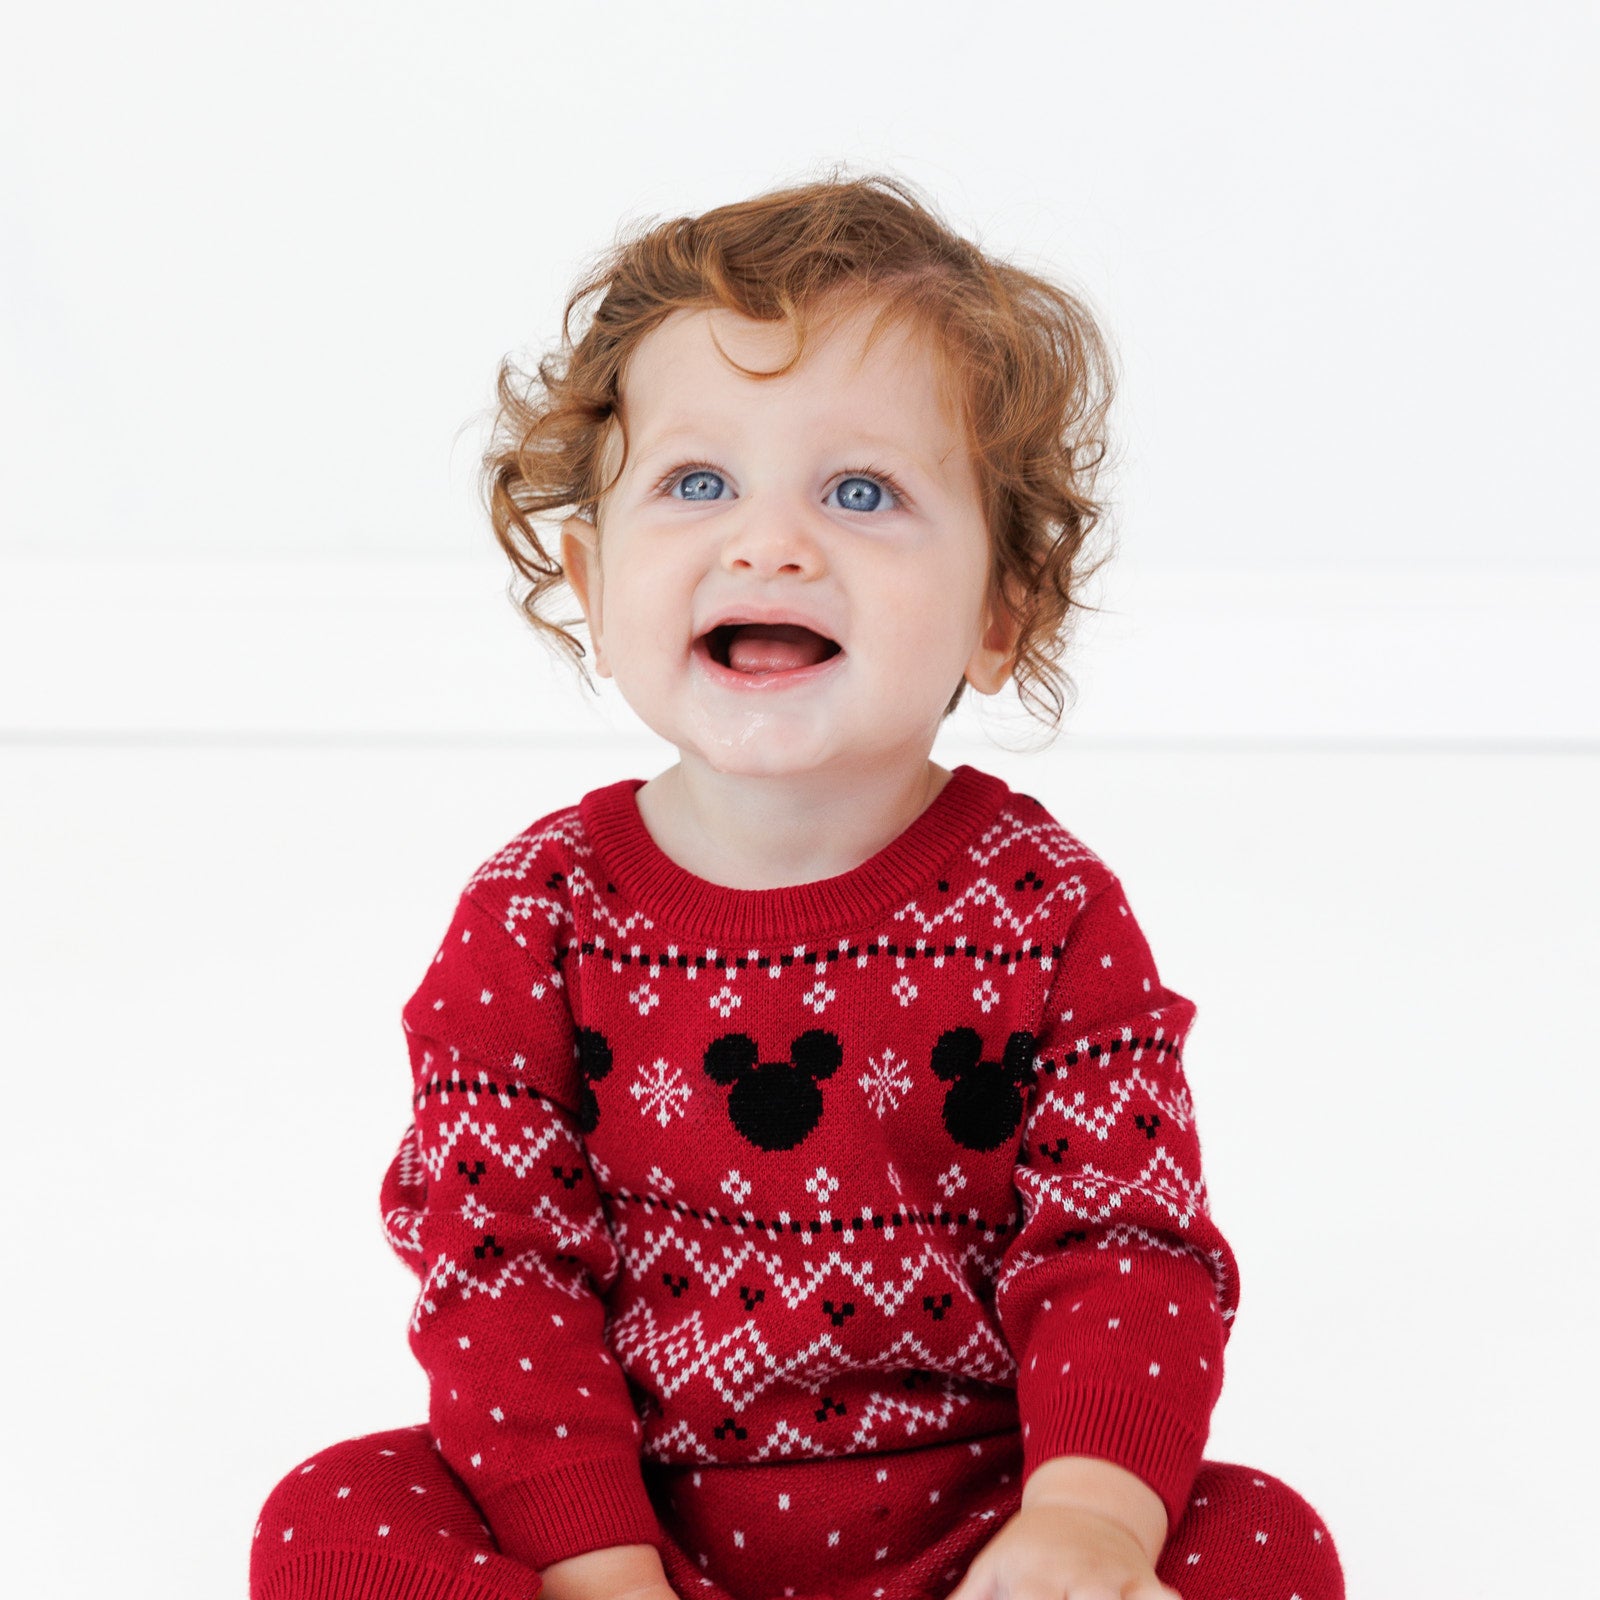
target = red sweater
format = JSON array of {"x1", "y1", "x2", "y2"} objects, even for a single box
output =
[{"x1": 380, "y1": 764, "x2": 1238, "y2": 1586}]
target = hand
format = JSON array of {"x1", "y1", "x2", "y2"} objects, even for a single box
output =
[
  {"x1": 537, "y1": 1543, "x2": 680, "y2": 1600},
  {"x1": 944, "y1": 1500, "x2": 1182, "y2": 1600}
]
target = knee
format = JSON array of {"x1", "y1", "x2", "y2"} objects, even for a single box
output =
[
  {"x1": 249, "y1": 1426, "x2": 539, "y2": 1600},
  {"x1": 1164, "y1": 1461, "x2": 1343, "y2": 1599},
  {"x1": 253, "y1": 1425, "x2": 437, "y2": 1541},
  {"x1": 1191, "y1": 1460, "x2": 1332, "y2": 1532}
]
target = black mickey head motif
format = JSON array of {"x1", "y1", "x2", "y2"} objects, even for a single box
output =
[
  {"x1": 573, "y1": 1026, "x2": 614, "y2": 1134},
  {"x1": 930, "y1": 1027, "x2": 1038, "y2": 1150},
  {"x1": 703, "y1": 1030, "x2": 841, "y2": 1150}
]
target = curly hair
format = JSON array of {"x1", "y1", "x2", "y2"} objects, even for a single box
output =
[{"x1": 481, "y1": 165, "x2": 1120, "y2": 733}]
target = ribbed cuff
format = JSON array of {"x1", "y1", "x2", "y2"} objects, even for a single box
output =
[
  {"x1": 255, "y1": 1546, "x2": 542, "y2": 1600},
  {"x1": 477, "y1": 1454, "x2": 664, "y2": 1571},
  {"x1": 1021, "y1": 1383, "x2": 1205, "y2": 1533}
]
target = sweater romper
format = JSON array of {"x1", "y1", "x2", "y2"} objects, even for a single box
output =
[{"x1": 251, "y1": 764, "x2": 1344, "y2": 1600}]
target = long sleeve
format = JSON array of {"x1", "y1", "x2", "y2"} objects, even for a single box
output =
[
  {"x1": 378, "y1": 887, "x2": 662, "y2": 1569},
  {"x1": 993, "y1": 877, "x2": 1240, "y2": 1533}
]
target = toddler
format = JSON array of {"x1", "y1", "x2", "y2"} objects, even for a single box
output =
[{"x1": 251, "y1": 171, "x2": 1344, "y2": 1600}]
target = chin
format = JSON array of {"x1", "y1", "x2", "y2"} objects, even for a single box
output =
[{"x1": 690, "y1": 741, "x2": 827, "y2": 779}]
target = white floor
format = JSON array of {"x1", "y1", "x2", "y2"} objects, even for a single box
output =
[{"x1": 4, "y1": 736, "x2": 1596, "y2": 1598}]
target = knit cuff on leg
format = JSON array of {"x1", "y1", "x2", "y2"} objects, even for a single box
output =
[{"x1": 255, "y1": 1545, "x2": 541, "y2": 1600}]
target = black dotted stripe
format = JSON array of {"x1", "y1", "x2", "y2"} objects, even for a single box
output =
[
  {"x1": 415, "y1": 1074, "x2": 561, "y2": 1110},
  {"x1": 555, "y1": 939, "x2": 1066, "y2": 973},
  {"x1": 605, "y1": 1186, "x2": 1020, "y2": 1238},
  {"x1": 1036, "y1": 1033, "x2": 1185, "y2": 1073}
]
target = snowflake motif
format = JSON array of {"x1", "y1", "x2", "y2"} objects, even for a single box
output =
[
  {"x1": 459, "y1": 1193, "x2": 493, "y2": 1227},
  {"x1": 628, "y1": 982, "x2": 660, "y2": 1017},
  {"x1": 936, "y1": 1163, "x2": 969, "y2": 1201},
  {"x1": 858, "y1": 1048, "x2": 914, "y2": 1118},
  {"x1": 891, "y1": 975, "x2": 919, "y2": 1007},
  {"x1": 646, "y1": 1165, "x2": 677, "y2": 1194},
  {"x1": 721, "y1": 1169, "x2": 752, "y2": 1206},
  {"x1": 802, "y1": 977, "x2": 837, "y2": 1014},
  {"x1": 805, "y1": 1166, "x2": 840, "y2": 1204},
  {"x1": 629, "y1": 1057, "x2": 692, "y2": 1127},
  {"x1": 972, "y1": 978, "x2": 1002, "y2": 1014},
  {"x1": 709, "y1": 984, "x2": 741, "y2": 1019}
]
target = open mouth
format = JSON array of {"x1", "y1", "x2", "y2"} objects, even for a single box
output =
[{"x1": 701, "y1": 622, "x2": 844, "y2": 677}]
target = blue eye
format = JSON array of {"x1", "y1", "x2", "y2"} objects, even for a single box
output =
[
  {"x1": 657, "y1": 462, "x2": 908, "y2": 511},
  {"x1": 672, "y1": 468, "x2": 728, "y2": 502},
  {"x1": 831, "y1": 475, "x2": 889, "y2": 513}
]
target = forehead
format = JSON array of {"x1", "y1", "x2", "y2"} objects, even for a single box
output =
[{"x1": 619, "y1": 299, "x2": 966, "y2": 456}]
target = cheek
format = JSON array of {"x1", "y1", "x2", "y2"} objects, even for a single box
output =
[
  {"x1": 870, "y1": 589, "x2": 980, "y2": 685},
  {"x1": 601, "y1": 558, "x2": 696, "y2": 662}
]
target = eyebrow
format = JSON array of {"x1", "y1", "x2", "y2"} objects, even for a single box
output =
[
  {"x1": 849, "y1": 435, "x2": 955, "y2": 484},
  {"x1": 630, "y1": 426, "x2": 955, "y2": 487}
]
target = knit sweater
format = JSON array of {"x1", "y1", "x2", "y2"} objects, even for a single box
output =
[{"x1": 379, "y1": 763, "x2": 1238, "y2": 1584}]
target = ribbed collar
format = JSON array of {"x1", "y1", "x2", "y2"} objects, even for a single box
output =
[{"x1": 577, "y1": 763, "x2": 1011, "y2": 942}]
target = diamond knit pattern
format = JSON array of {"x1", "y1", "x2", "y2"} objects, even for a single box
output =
[{"x1": 377, "y1": 765, "x2": 1239, "y2": 1576}]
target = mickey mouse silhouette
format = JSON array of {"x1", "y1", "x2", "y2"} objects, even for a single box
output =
[
  {"x1": 929, "y1": 1027, "x2": 1038, "y2": 1150},
  {"x1": 703, "y1": 1030, "x2": 842, "y2": 1150},
  {"x1": 573, "y1": 1026, "x2": 614, "y2": 1134}
]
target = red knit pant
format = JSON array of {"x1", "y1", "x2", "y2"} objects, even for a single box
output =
[{"x1": 251, "y1": 1427, "x2": 1343, "y2": 1600}]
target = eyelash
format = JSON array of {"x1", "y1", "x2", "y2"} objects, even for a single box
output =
[{"x1": 650, "y1": 460, "x2": 912, "y2": 510}]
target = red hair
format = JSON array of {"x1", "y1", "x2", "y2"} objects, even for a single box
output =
[{"x1": 482, "y1": 167, "x2": 1120, "y2": 731}]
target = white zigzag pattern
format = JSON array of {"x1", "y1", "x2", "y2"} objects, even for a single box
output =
[
  {"x1": 609, "y1": 1300, "x2": 1014, "y2": 1414},
  {"x1": 840, "y1": 1374, "x2": 987, "y2": 1452},
  {"x1": 587, "y1": 905, "x2": 662, "y2": 941},
  {"x1": 644, "y1": 1414, "x2": 841, "y2": 1465},
  {"x1": 383, "y1": 1204, "x2": 422, "y2": 1255},
  {"x1": 890, "y1": 875, "x2": 1092, "y2": 941},
  {"x1": 640, "y1": 1417, "x2": 732, "y2": 1464},
  {"x1": 421, "y1": 1109, "x2": 570, "y2": 1182},
  {"x1": 502, "y1": 890, "x2": 571, "y2": 935},
  {"x1": 993, "y1": 1223, "x2": 1234, "y2": 1313},
  {"x1": 465, "y1": 810, "x2": 586, "y2": 891},
  {"x1": 410, "y1": 1235, "x2": 599, "y2": 1332},
  {"x1": 1012, "y1": 1147, "x2": 1209, "y2": 1231},
  {"x1": 466, "y1": 814, "x2": 660, "y2": 942},
  {"x1": 394, "y1": 1124, "x2": 426, "y2": 1187},
  {"x1": 383, "y1": 1128, "x2": 428, "y2": 1255},
  {"x1": 1026, "y1": 1069, "x2": 1196, "y2": 1142},
  {"x1": 613, "y1": 1228, "x2": 1008, "y2": 1312},
  {"x1": 966, "y1": 810, "x2": 1106, "y2": 873},
  {"x1": 564, "y1": 858, "x2": 660, "y2": 941},
  {"x1": 640, "y1": 1368, "x2": 992, "y2": 1463}
]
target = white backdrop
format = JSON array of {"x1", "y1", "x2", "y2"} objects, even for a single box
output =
[{"x1": 2, "y1": 4, "x2": 1597, "y2": 1598}]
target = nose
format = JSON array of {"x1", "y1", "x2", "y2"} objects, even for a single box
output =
[{"x1": 717, "y1": 500, "x2": 827, "y2": 580}]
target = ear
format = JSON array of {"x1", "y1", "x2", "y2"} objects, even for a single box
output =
[
  {"x1": 930, "y1": 1027, "x2": 983, "y2": 1082},
  {"x1": 560, "y1": 513, "x2": 609, "y2": 678},
  {"x1": 791, "y1": 1029, "x2": 842, "y2": 1082},
  {"x1": 962, "y1": 571, "x2": 1025, "y2": 696},
  {"x1": 704, "y1": 1033, "x2": 760, "y2": 1085}
]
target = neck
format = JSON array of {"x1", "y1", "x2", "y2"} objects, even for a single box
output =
[{"x1": 635, "y1": 753, "x2": 954, "y2": 890}]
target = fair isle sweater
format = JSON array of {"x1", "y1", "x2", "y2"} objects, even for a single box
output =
[{"x1": 379, "y1": 764, "x2": 1239, "y2": 1596}]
